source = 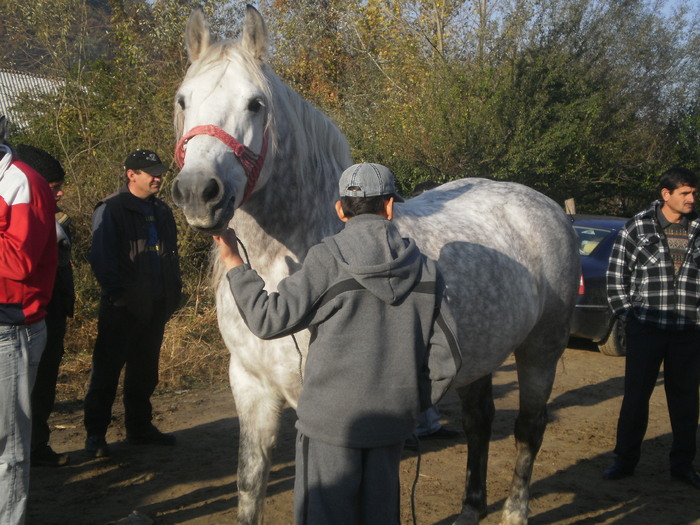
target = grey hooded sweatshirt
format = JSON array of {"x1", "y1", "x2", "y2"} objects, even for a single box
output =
[{"x1": 226, "y1": 213, "x2": 461, "y2": 448}]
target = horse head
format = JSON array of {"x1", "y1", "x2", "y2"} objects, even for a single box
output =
[{"x1": 172, "y1": 5, "x2": 273, "y2": 232}]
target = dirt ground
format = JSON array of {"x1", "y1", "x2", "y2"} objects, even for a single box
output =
[{"x1": 27, "y1": 339, "x2": 700, "y2": 525}]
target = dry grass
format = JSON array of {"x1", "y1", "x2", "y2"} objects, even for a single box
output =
[{"x1": 158, "y1": 304, "x2": 230, "y2": 390}]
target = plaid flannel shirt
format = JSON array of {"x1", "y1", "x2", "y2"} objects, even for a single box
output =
[{"x1": 606, "y1": 200, "x2": 700, "y2": 330}]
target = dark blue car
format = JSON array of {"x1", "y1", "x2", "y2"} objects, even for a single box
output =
[{"x1": 569, "y1": 215, "x2": 629, "y2": 356}]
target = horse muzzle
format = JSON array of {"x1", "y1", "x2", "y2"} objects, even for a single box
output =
[{"x1": 171, "y1": 171, "x2": 236, "y2": 232}]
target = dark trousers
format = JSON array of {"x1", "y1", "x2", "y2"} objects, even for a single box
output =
[
  {"x1": 614, "y1": 320, "x2": 700, "y2": 472},
  {"x1": 30, "y1": 314, "x2": 67, "y2": 452},
  {"x1": 294, "y1": 431, "x2": 402, "y2": 525},
  {"x1": 84, "y1": 298, "x2": 167, "y2": 437}
]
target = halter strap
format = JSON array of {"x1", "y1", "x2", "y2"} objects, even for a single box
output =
[{"x1": 174, "y1": 124, "x2": 269, "y2": 205}]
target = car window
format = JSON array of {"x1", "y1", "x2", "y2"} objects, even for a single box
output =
[{"x1": 573, "y1": 226, "x2": 612, "y2": 256}]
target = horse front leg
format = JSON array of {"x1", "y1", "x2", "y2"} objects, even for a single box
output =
[
  {"x1": 230, "y1": 367, "x2": 285, "y2": 525},
  {"x1": 453, "y1": 374, "x2": 495, "y2": 525}
]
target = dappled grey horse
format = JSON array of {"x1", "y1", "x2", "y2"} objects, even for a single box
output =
[{"x1": 171, "y1": 6, "x2": 579, "y2": 524}]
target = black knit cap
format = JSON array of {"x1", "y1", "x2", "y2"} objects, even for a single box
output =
[
  {"x1": 16, "y1": 144, "x2": 65, "y2": 183},
  {"x1": 124, "y1": 149, "x2": 170, "y2": 176}
]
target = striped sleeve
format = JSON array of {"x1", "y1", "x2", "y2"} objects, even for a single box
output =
[
  {"x1": 0, "y1": 165, "x2": 45, "y2": 280},
  {"x1": 606, "y1": 227, "x2": 633, "y2": 321}
]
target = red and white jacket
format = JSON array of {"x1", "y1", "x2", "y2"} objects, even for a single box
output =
[{"x1": 0, "y1": 144, "x2": 57, "y2": 325}]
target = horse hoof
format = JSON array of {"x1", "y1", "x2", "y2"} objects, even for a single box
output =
[
  {"x1": 452, "y1": 506, "x2": 481, "y2": 525},
  {"x1": 500, "y1": 508, "x2": 528, "y2": 525}
]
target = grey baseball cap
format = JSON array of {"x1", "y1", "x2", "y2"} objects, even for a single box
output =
[{"x1": 338, "y1": 163, "x2": 405, "y2": 202}]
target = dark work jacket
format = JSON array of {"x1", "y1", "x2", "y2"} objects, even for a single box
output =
[
  {"x1": 47, "y1": 210, "x2": 75, "y2": 319},
  {"x1": 90, "y1": 185, "x2": 182, "y2": 321}
]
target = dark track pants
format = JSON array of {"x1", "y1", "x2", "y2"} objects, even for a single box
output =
[
  {"x1": 30, "y1": 314, "x2": 67, "y2": 452},
  {"x1": 294, "y1": 431, "x2": 403, "y2": 525},
  {"x1": 84, "y1": 298, "x2": 167, "y2": 437},
  {"x1": 614, "y1": 320, "x2": 700, "y2": 473}
]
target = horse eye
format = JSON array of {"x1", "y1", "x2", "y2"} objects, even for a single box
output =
[
  {"x1": 177, "y1": 96, "x2": 186, "y2": 110},
  {"x1": 247, "y1": 99, "x2": 262, "y2": 113}
]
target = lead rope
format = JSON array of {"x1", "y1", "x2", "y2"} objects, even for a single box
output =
[
  {"x1": 411, "y1": 436, "x2": 421, "y2": 525},
  {"x1": 234, "y1": 235, "x2": 304, "y2": 386}
]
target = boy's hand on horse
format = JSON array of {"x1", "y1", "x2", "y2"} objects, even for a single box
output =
[{"x1": 213, "y1": 228, "x2": 245, "y2": 270}]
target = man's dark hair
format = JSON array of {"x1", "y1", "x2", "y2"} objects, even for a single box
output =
[
  {"x1": 15, "y1": 144, "x2": 65, "y2": 183},
  {"x1": 340, "y1": 195, "x2": 390, "y2": 218},
  {"x1": 659, "y1": 167, "x2": 699, "y2": 193}
]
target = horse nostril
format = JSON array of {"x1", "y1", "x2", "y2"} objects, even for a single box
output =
[
  {"x1": 171, "y1": 179, "x2": 183, "y2": 204},
  {"x1": 202, "y1": 178, "x2": 221, "y2": 203}
]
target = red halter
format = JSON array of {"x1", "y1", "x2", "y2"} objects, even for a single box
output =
[{"x1": 174, "y1": 124, "x2": 269, "y2": 205}]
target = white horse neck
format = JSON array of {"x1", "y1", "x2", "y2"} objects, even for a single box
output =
[{"x1": 232, "y1": 69, "x2": 350, "y2": 263}]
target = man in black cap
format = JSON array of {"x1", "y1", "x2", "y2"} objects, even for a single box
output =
[{"x1": 84, "y1": 149, "x2": 182, "y2": 458}]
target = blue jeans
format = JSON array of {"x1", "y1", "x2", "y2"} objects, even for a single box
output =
[{"x1": 0, "y1": 321, "x2": 46, "y2": 525}]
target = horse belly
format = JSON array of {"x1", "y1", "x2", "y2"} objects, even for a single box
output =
[{"x1": 446, "y1": 261, "x2": 544, "y2": 385}]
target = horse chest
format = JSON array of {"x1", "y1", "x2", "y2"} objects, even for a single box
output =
[{"x1": 215, "y1": 278, "x2": 307, "y2": 397}]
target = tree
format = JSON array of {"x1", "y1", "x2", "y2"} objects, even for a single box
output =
[
  {"x1": 667, "y1": 95, "x2": 700, "y2": 170},
  {"x1": 330, "y1": 0, "x2": 699, "y2": 209},
  {"x1": 261, "y1": 0, "x2": 358, "y2": 113},
  {"x1": 5, "y1": 0, "x2": 246, "y2": 347}
]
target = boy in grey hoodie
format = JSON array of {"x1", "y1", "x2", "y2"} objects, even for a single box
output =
[{"x1": 214, "y1": 162, "x2": 461, "y2": 525}]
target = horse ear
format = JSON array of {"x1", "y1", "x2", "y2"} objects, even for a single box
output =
[
  {"x1": 241, "y1": 4, "x2": 267, "y2": 62},
  {"x1": 185, "y1": 9, "x2": 210, "y2": 63}
]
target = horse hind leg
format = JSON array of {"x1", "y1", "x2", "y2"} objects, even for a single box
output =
[
  {"x1": 230, "y1": 373, "x2": 286, "y2": 525},
  {"x1": 500, "y1": 334, "x2": 565, "y2": 525},
  {"x1": 453, "y1": 374, "x2": 495, "y2": 525}
]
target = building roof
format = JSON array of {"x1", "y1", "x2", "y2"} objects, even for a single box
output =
[{"x1": 0, "y1": 69, "x2": 63, "y2": 129}]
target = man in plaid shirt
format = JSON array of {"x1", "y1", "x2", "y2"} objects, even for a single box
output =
[{"x1": 604, "y1": 166, "x2": 700, "y2": 489}]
